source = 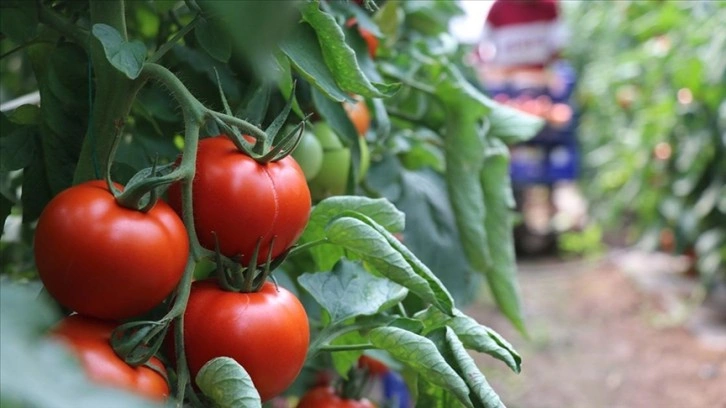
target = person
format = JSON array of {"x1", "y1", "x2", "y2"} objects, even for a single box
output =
[{"x1": 473, "y1": 0, "x2": 586, "y2": 255}]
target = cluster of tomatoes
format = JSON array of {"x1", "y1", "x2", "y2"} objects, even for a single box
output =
[
  {"x1": 32, "y1": 9, "x2": 379, "y2": 404},
  {"x1": 33, "y1": 91, "x2": 376, "y2": 403},
  {"x1": 34, "y1": 131, "x2": 313, "y2": 401}
]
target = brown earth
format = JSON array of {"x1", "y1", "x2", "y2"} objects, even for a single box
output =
[{"x1": 466, "y1": 253, "x2": 726, "y2": 408}]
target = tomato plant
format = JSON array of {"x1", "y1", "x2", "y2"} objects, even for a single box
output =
[
  {"x1": 51, "y1": 315, "x2": 170, "y2": 401},
  {"x1": 297, "y1": 386, "x2": 375, "y2": 408},
  {"x1": 0, "y1": 1, "x2": 542, "y2": 407},
  {"x1": 34, "y1": 180, "x2": 188, "y2": 320},
  {"x1": 182, "y1": 279, "x2": 309, "y2": 402},
  {"x1": 168, "y1": 135, "x2": 311, "y2": 265}
]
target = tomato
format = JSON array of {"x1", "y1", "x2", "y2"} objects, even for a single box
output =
[
  {"x1": 343, "y1": 96, "x2": 371, "y2": 137},
  {"x1": 167, "y1": 135, "x2": 311, "y2": 265},
  {"x1": 309, "y1": 123, "x2": 351, "y2": 199},
  {"x1": 183, "y1": 279, "x2": 309, "y2": 402},
  {"x1": 297, "y1": 386, "x2": 375, "y2": 408},
  {"x1": 291, "y1": 129, "x2": 324, "y2": 181},
  {"x1": 51, "y1": 315, "x2": 169, "y2": 400},
  {"x1": 346, "y1": 18, "x2": 379, "y2": 59},
  {"x1": 308, "y1": 123, "x2": 370, "y2": 200},
  {"x1": 34, "y1": 180, "x2": 188, "y2": 320}
]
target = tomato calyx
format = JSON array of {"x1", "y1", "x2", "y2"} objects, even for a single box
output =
[{"x1": 212, "y1": 234, "x2": 292, "y2": 293}]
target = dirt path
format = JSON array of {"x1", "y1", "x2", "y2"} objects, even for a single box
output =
[{"x1": 466, "y1": 254, "x2": 726, "y2": 408}]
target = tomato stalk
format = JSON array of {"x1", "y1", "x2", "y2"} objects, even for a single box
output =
[{"x1": 74, "y1": 0, "x2": 148, "y2": 183}]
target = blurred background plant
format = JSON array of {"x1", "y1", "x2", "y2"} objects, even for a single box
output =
[{"x1": 563, "y1": 1, "x2": 725, "y2": 288}]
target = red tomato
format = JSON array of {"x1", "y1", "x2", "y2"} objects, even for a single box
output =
[
  {"x1": 297, "y1": 386, "x2": 375, "y2": 408},
  {"x1": 343, "y1": 96, "x2": 371, "y2": 137},
  {"x1": 168, "y1": 136, "x2": 311, "y2": 265},
  {"x1": 182, "y1": 279, "x2": 310, "y2": 402},
  {"x1": 51, "y1": 315, "x2": 170, "y2": 400},
  {"x1": 346, "y1": 18, "x2": 379, "y2": 58},
  {"x1": 34, "y1": 180, "x2": 188, "y2": 320}
]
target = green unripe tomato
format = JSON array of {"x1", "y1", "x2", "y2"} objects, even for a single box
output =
[
  {"x1": 309, "y1": 148, "x2": 351, "y2": 200},
  {"x1": 291, "y1": 130, "x2": 324, "y2": 181},
  {"x1": 312, "y1": 122, "x2": 344, "y2": 149}
]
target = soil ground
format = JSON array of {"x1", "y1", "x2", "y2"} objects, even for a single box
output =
[{"x1": 466, "y1": 251, "x2": 726, "y2": 408}]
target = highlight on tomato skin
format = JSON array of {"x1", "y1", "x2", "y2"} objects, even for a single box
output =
[{"x1": 51, "y1": 315, "x2": 170, "y2": 401}]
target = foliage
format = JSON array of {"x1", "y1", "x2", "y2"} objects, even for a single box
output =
[
  {"x1": 0, "y1": 0, "x2": 542, "y2": 406},
  {"x1": 565, "y1": 1, "x2": 726, "y2": 286}
]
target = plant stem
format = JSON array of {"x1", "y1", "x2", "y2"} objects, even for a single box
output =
[
  {"x1": 319, "y1": 343, "x2": 374, "y2": 352},
  {"x1": 38, "y1": 5, "x2": 90, "y2": 48},
  {"x1": 74, "y1": 0, "x2": 146, "y2": 183}
]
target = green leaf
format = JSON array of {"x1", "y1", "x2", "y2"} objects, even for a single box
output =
[
  {"x1": 329, "y1": 330, "x2": 368, "y2": 378},
  {"x1": 416, "y1": 378, "x2": 468, "y2": 408},
  {"x1": 435, "y1": 66, "x2": 525, "y2": 333},
  {"x1": 387, "y1": 170, "x2": 478, "y2": 305},
  {"x1": 20, "y1": 144, "x2": 52, "y2": 223},
  {"x1": 311, "y1": 87, "x2": 358, "y2": 146},
  {"x1": 0, "y1": 1, "x2": 38, "y2": 43},
  {"x1": 436, "y1": 71, "x2": 491, "y2": 272},
  {"x1": 480, "y1": 139, "x2": 525, "y2": 334},
  {"x1": 301, "y1": 195, "x2": 405, "y2": 270},
  {"x1": 196, "y1": 357, "x2": 262, "y2": 408},
  {"x1": 273, "y1": 52, "x2": 305, "y2": 118},
  {"x1": 416, "y1": 307, "x2": 521, "y2": 373},
  {"x1": 325, "y1": 213, "x2": 454, "y2": 314},
  {"x1": 0, "y1": 194, "x2": 12, "y2": 232},
  {"x1": 486, "y1": 102, "x2": 545, "y2": 144},
  {"x1": 7, "y1": 105, "x2": 40, "y2": 126},
  {"x1": 0, "y1": 113, "x2": 37, "y2": 172},
  {"x1": 194, "y1": 17, "x2": 232, "y2": 62},
  {"x1": 279, "y1": 23, "x2": 352, "y2": 103},
  {"x1": 428, "y1": 328, "x2": 505, "y2": 408},
  {"x1": 92, "y1": 24, "x2": 147, "y2": 79},
  {"x1": 300, "y1": 2, "x2": 399, "y2": 98},
  {"x1": 368, "y1": 326, "x2": 473, "y2": 408},
  {"x1": 298, "y1": 260, "x2": 408, "y2": 324}
]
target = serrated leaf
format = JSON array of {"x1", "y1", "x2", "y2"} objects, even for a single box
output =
[
  {"x1": 301, "y1": 196, "x2": 404, "y2": 270},
  {"x1": 92, "y1": 24, "x2": 147, "y2": 79},
  {"x1": 299, "y1": 260, "x2": 408, "y2": 324},
  {"x1": 195, "y1": 17, "x2": 232, "y2": 62},
  {"x1": 325, "y1": 213, "x2": 454, "y2": 314},
  {"x1": 368, "y1": 326, "x2": 473, "y2": 408},
  {"x1": 428, "y1": 328, "x2": 505, "y2": 408},
  {"x1": 416, "y1": 307, "x2": 521, "y2": 373},
  {"x1": 279, "y1": 23, "x2": 351, "y2": 103},
  {"x1": 196, "y1": 357, "x2": 262, "y2": 408},
  {"x1": 300, "y1": 2, "x2": 399, "y2": 98},
  {"x1": 435, "y1": 66, "x2": 525, "y2": 333}
]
